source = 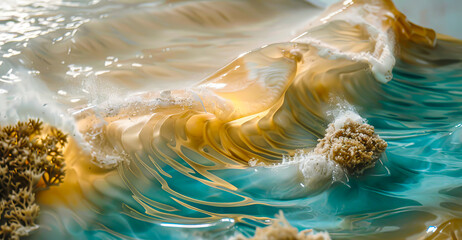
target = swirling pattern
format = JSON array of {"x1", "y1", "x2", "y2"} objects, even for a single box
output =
[{"x1": 0, "y1": 0, "x2": 461, "y2": 239}]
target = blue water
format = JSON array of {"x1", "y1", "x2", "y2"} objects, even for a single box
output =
[{"x1": 29, "y1": 38, "x2": 462, "y2": 240}]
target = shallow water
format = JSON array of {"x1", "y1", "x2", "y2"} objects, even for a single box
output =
[{"x1": 1, "y1": 0, "x2": 462, "y2": 239}]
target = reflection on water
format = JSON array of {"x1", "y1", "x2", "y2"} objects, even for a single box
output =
[{"x1": 1, "y1": 0, "x2": 462, "y2": 239}]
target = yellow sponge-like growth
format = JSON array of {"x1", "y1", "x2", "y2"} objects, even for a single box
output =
[
  {"x1": 0, "y1": 120, "x2": 67, "y2": 240},
  {"x1": 315, "y1": 119, "x2": 387, "y2": 174}
]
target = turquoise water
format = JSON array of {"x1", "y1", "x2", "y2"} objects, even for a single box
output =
[{"x1": 32, "y1": 41, "x2": 462, "y2": 240}]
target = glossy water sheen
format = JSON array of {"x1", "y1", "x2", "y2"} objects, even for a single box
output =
[{"x1": 1, "y1": 0, "x2": 462, "y2": 239}]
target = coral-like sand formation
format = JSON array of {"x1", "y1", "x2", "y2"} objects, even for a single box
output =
[
  {"x1": 315, "y1": 118, "x2": 387, "y2": 174},
  {"x1": 0, "y1": 120, "x2": 67, "y2": 240},
  {"x1": 288, "y1": 111, "x2": 388, "y2": 192},
  {"x1": 232, "y1": 211, "x2": 330, "y2": 240}
]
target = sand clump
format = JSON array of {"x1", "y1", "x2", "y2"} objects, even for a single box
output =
[
  {"x1": 231, "y1": 211, "x2": 330, "y2": 240},
  {"x1": 287, "y1": 111, "x2": 388, "y2": 190},
  {"x1": 315, "y1": 118, "x2": 387, "y2": 174}
]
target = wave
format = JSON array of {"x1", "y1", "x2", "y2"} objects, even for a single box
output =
[{"x1": 1, "y1": 0, "x2": 461, "y2": 239}]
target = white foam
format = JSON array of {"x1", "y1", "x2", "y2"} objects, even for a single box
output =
[
  {"x1": 296, "y1": 152, "x2": 344, "y2": 190},
  {"x1": 0, "y1": 71, "x2": 84, "y2": 144},
  {"x1": 272, "y1": 109, "x2": 367, "y2": 191},
  {"x1": 292, "y1": 1, "x2": 397, "y2": 83},
  {"x1": 332, "y1": 110, "x2": 364, "y2": 130}
]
